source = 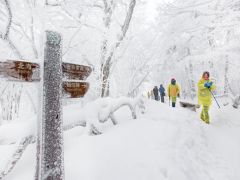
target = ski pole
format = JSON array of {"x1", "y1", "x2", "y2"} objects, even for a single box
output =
[
  {"x1": 169, "y1": 96, "x2": 170, "y2": 106},
  {"x1": 209, "y1": 89, "x2": 221, "y2": 108}
]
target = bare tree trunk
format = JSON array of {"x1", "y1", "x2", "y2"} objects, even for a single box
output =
[
  {"x1": 0, "y1": 135, "x2": 35, "y2": 179},
  {"x1": 101, "y1": 60, "x2": 111, "y2": 97},
  {"x1": 189, "y1": 60, "x2": 196, "y2": 99},
  {"x1": 100, "y1": 0, "x2": 136, "y2": 97},
  {"x1": 100, "y1": 0, "x2": 114, "y2": 97},
  {"x1": 0, "y1": 0, "x2": 24, "y2": 122},
  {"x1": 0, "y1": 84, "x2": 23, "y2": 121},
  {"x1": 224, "y1": 55, "x2": 229, "y2": 95},
  {"x1": 184, "y1": 65, "x2": 193, "y2": 99}
]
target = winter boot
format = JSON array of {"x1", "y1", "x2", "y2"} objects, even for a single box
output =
[{"x1": 200, "y1": 111, "x2": 205, "y2": 122}]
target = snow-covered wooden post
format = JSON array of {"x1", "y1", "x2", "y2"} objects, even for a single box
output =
[
  {"x1": 0, "y1": 32, "x2": 92, "y2": 180},
  {"x1": 41, "y1": 31, "x2": 64, "y2": 180}
]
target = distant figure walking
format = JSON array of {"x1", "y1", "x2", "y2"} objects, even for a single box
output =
[
  {"x1": 168, "y1": 78, "x2": 180, "y2": 107},
  {"x1": 198, "y1": 71, "x2": 216, "y2": 124},
  {"x1": 151, "y1": 90, "x2": 154, "y2": 99},
  {"x1": 153, "y1": 86, "x2": 159, "y2": 101},
  {"x1": 147, "y1": 91, "x2": 151, "y2": 99},
  {"x1": 147, "y1": 90, "x2": 154, "y2": 99},
  {"x1": 159, "y1": 84, "x2": 165, "y2": 103}
]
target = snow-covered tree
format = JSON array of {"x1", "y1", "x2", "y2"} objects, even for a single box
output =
[{"x1": 151, "y1": 0, "x2": 240, "y2": 99}]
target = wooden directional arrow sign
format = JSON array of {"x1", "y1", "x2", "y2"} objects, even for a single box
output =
[
  {"x1": 62, "y1": 81, "x2": 90, "y2": 98},
  {"x1": 0, "y1": 60, "x2": 92, "y2": 98},
  {"x1": 0, "y1": 60, "x2": 40, "y2": 82},
  {"x1": 62, "y1": 62, "x2": 92, "y2": 98},
  {"x1": 62, "y1": 62, "x2": 92, "y2": 80}
]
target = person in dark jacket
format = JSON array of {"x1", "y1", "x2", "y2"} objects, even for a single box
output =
[
  {"x1": 153, "y1": 86, "x2": 159, "y2": 101},
  {"x1": 159, "y1": 84, "x2": 165, "y2": 103}
]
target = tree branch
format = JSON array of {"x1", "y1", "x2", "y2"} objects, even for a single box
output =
[
  {"x1": 2, "y1": 0, "x2": 12, "y2": 39},
  {"x1": 0, "y1": 135, "x2": 35, "y2": 179},
  {"x1": 0, "y1": 0, "x2": 23, "y2": 59}
]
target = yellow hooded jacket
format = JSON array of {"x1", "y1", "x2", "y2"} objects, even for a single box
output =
[
  {"x1": 198, "y1": 78, "x2": 216, "y2": 106},
  {"x1": 168, "y1": 84, "x2": 180, "y2": 98}
]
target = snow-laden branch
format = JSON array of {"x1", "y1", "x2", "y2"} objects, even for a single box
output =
[
  {"x1": 107, "y1": 0, "x2": 136, "y2": 63},
  {"x1": 0, "y1": 0, "x2": 23, "y2": 59},
  {"x1": 229, "y1": 94, "x2": 240, "y2": 109},
  {"x1": 0, "y1": 135, "x2": 35, "y2": 180},
  {"x1": 128, "y1": 72, "x2": 150, "y2": 97},
  {"x1": 2, "y1": 0, "x2": 12, "y2": 39},
  {"x1": 63, "y1": 121, "x2": 86, "y2": 131},
  {"x1": 60, "y1": 5, "x2": 104, "y2": 33},
  {"x1": 64, "y1": 96, "x2": 145, "y2": 134},
  {"x1": 63, "y1": 97, "x2": 145, "y2": 133}
]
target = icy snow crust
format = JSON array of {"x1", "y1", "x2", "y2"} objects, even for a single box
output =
[{"x1": 1, "y1": 99, "x2": 240, "y2": 180}]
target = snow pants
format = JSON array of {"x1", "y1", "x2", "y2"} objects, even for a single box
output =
[
  {"x1": 171, "y1": 97, "x2": 177, "y2": 107},
  {"x1": 200, "y1": 105, "x2": 210, "y2": 124},
  {"x1": 160, "y1": 95, "x2": 164, "y2": 103},
  {"x1": 154, "y1": 95, "x2": 159, "y2": 101}
]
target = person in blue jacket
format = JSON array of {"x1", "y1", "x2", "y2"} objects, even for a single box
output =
[{"x1": 159, "y1": 84, "x2": 165, "y2": 103}]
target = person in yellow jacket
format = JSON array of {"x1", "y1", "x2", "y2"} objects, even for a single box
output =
[
  {"x1": 198, "y1": 71, "x2": 216, "y2": 124},
  {"x1": 168, "y1": 78, "x2": 180, "y2": 107}
]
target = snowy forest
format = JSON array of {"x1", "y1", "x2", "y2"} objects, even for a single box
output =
[{"x1": 0, "y1": 0, "x2": 240, "y2": 180}]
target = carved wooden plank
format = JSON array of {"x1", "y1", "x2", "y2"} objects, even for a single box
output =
[
  {"x1": 0, "y1": 61, "x2": 92, "y2": 82},
  {"x1": 62, "y1": 62, "x2": 92, "y2": 80},
  {"x1": 0, "y1": 60, "x2": 40, "y2": 82},
  {"x1": 62, "y1": 81, "x2": 89, "y2": 98}
]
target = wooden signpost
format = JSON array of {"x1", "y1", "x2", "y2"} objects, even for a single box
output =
[
  {"x1": 0, "y1": 62, "x2": 91, "y2": 98},
  {"x1": 0, "y1": 60, "x2": 40, "y2": 82},
  {"x1": 0, "y1": 31, "x2": 92, "y2": 180},
  {"x1": 41, "y1": 31, "x2": 64, "y2": 180}
]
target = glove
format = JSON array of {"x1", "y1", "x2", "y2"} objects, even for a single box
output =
[
  {"x1": 178, "y1": 94, "x2": 180, "y2": 98},
  {"x1": 204, "y1": 82, "x2": 213, "y2": 88},
  {"x1": 204, "y1": 82, "x2": 211, "y2": 88},
  {"x1": 209, "y1": 82, "x2": 213, "y2": 87}
]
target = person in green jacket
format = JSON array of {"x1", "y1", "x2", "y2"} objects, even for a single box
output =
[{"x1": 198, "y1": 71, "x2": 216, "y2": 124}]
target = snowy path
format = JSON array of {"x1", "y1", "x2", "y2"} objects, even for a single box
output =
[
  {"x1": 141, "y1": 100, "x2": 238, "y2": 180},
  {"x1": 1, "y1": 99, "x2": 240, "y2": 180}
]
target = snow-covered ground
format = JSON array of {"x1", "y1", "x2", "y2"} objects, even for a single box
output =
[{"x1": 1, "y1": 99, "x2": 240, "y2": 180}]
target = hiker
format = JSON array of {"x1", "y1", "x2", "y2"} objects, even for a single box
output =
[
  {"x1": 168, "y1": 78, "x2": 180, "y2": 107},
  {"x1": 159, "y1": 84, "x2": 165, "y2": 103},
  {"x1": 147, "y1": 90, "x2": 154, "y2": 99},
  {"x1": 198, "y1": 71, "x2": 216, "y2": 124},
  {"x1": 153, "y1": 86, "x2": 159, "y2": 101},
  {"x1": 147, "y1": 91, "x2": 151, "y2": 99},
  {"x1": 150, "y1": 90, "x2": 154, "y2": 99}
]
